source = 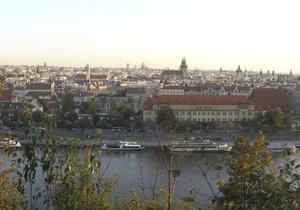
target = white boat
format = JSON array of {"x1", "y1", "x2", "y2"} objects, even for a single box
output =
[
  {"x1": 171, "y1": 139, "x2": 232, "y2": 152},
  {"x1": 0, "y1": 138, "x2": 22, "y2": 148},
  {"x1": 102, "y1": 141, "x2": 144, "y2": 151},
  {"x1": 266, "y1": 143, "x2": 297, "y2": 154}
]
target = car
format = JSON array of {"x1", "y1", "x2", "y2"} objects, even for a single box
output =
[{"x1": 37, "y1": 127, "x2": 45, "y2": 131}]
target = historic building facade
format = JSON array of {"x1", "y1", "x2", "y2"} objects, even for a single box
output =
[{"x1": 143, "y1": 95, "x2": 255, "y2": 123}]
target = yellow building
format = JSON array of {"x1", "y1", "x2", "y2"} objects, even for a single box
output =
[{"x1": 143, "y1": 95, "x2": 256, "y2": 123}]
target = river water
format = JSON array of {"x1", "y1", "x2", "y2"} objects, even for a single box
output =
[{"x1": 0, "y1": 147, "x2": 299, "y2": 209}]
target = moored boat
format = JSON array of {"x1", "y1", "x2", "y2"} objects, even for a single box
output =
[
  {"x1": 266, "y1": 143, "x2": 297, "y2": 154},
  {"x1": 0, "y1": 138, "x2": 22, "y2": 148},
  {"x1": 102, "y1": 141, "x2": 144, "y2": 151},
  {"x1": 171, "y1": 138, "x2": 232, "y2": 152}
]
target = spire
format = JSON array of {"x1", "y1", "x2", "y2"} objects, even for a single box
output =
[
  {"x1": 86, "y1": 64, "x2": 90, "y2": 82},
  {"x1": 37, "y1": 65, "x2": 40, "y2": 74},
  {"x1": 180, "y1": 57, "x2": 187, "y2": 79},
  {"x1": 236, "y1": 65, "x2": 242, "y2": 73}
]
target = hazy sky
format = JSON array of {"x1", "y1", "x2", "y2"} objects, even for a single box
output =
[{"x1": 1, "y1": 0, "x2": 299, "y2": 73}]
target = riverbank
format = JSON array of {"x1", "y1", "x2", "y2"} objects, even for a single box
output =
[{"x1": 14, "y1": 129, "x2": 300, "y2": 148}]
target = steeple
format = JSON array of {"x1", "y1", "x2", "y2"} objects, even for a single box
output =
[
  {"x1": 85, "y1": 64, "x2": 90, "y2": 82},
  {"x1": 236, "y1": 65, "x2": 242, "y2": 73},
  {"x1": 180, "y1": 57, "x2": 187, "y2": 79},
  {"x1": 37, "y1": 65, "x2": 40, "y2": 74}
]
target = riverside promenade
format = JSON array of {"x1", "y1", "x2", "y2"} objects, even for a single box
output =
[
  {"x1": 9, "y1": 128, "x2": 300, "y2": 148},
  {"x1": 56, "y1": 129, "x2": 300, "y2": 148}
]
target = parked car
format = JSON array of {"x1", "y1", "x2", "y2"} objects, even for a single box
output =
[{"x1": 37, "y1": 127, "x2": 45, "y2": 131}]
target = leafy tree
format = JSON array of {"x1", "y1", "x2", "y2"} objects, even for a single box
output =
[
  {"x1": 1, "y1": 151, "x2": 24, "y2": 210},
  {"x1": 157, "y1": 107, "x2": 177, "y2": 131},
  {"x1": 62, "y1": 92, "x2": 75, "y2": 114},
  {"x1": 32, "y1": 110, "x2": 45, "y2": 125},
  {"x1": 274, "y1": 159, "x2": 300, "y2": 209},
  {"x1": 273, "y1": 107, "x2": 284, "y2": 130},
  {"x1": 0, "y1": 170, "x2": 24, "y2": 210},
  {"x1": 87, "y1": 101, "x2": 100, "y2": 115},
  {"x1": 108, "y1": 102, "x2": 134, "y2": 128},
  {"x1": 226, "y1": 120, "x2": 233, "y2": 131},
  {"x1": 284, "y1": 113, "x2": 294, "y2": 128},
  {"x1": 216, "y1": 134, "x2": 276, "y2": 209},
  {"x1": 20, "y1": 101, "x2": 34, "y2": 129},
  {"x1": 251, "y1": 112, "x2": 264, "y2": 131},
  {"x1": 208, "y1": 119, "x2": 218, "y2": 131},
  {"x1": 114, "y1": 190, "x2": 143, "y2": 210},
  {"x1": 52, "y1": 145, "x2": 115, "y2": 210}
]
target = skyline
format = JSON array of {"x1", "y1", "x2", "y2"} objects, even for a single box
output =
[{"x1": 1, "y1": 0, "x2": 300, "y2": 73}]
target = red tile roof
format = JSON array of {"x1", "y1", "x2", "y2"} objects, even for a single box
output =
[
  {"x1": 249, "y1": 88, "x2": 291, "y2": 110},
  {"x1": 127, "y1": 87, "x2": 146, "y2": 95},
  {"x1": 0, "y1": 90, "x2": 13, "y2": 102},
  {"x1": 144, "y1": 95, "x2": 250, "y2": 110},
  {"x1": 75, "y1": 74, "x2": 107, "y2": 80},
  {"x1": 26, "y1": 83, "x2": 52, "y2": 90}
]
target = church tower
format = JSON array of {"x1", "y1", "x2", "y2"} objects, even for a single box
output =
[
  {"x1": 85, "y1": 64, "x2": 90, "y2": 82},
  {"x1": 180, "y1": 57, "x2": 188, "y2": 79}
]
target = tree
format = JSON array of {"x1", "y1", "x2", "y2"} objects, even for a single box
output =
[
  {"x1": 87, "y1": 101, "x2": 100, "y2": 115},
  {"x1": 226, "y1": 121, "x2": 233, "y2": 131},
  {"x1": 61, "y1": 92, "x2": 75, "y2": 114},
  {"x1": 216, "y1": 134, "x2": 276, "y2": 209},
  {"x1": 155, "y1": 110, "x2": 188, "y2": 210},
  {"x1": 273, "y1": 107, "x2": 284, "y2": 130},
  {"x1": 251, "y1": 112, "x2": 264, "y2": 131},
  {"x1": 208, "y1": 119, "x2": 218, "y2": 131},
  {"x1": 32, "y1": 110, "x2": 45, "y2": 125},
  {"x1": 108, "y1": 103, "x2": 134, "y2": 128},
  {"x1": 52, "y1": 145, "x2": 115, "y2": 210},
  {"x1": 284, "y1": 113, "x2": 294, "y2": 129},
  {"x1": 157, "y1": 107, "x2": 177, "y2": 131}
]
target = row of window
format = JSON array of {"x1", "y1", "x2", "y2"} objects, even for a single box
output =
[
  {"x1": 174, "y1": 111, "x2": 252, "y2": 116},
  {"x1": 178, "y1": 118, "x2": 238, "y2": 122}
]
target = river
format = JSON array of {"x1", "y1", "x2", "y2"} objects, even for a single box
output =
[{"x1": 1, "y1": 145, "x2": 299, "y2": 209}]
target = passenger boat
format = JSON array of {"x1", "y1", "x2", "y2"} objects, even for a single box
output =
[
  {"x1": 266, "y1": 143, "x2": 297, "y2": 154},
  {"x1": 171, "y1": 138, "x2": 232, "y2": 152},
  {"x1": 0, "y1": 138, "x2": 22, "y2": 148},
  {"x1": 101, "y1": 141, "x2": 144, "y2": 151}
]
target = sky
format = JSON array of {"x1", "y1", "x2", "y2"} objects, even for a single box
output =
[{"x1": 1, "y1": 0, "x2": 299, "y2": 73}]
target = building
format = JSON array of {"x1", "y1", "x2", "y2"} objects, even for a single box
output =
[
  {"x1": 161, "y1": 58, "x2": 188, "y2": 80},
  {"x1": 248, "y1": 88, "x2": 292, "y2": 111},
  {"x1": 143, "y1": 95, "x2": 255, "y2": 123}
]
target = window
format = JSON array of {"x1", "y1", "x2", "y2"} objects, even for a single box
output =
[
  {"x1": 202, "y1": 112, "x2": 206, "y2": 115},
  {"x1": 242, "y1": 112, "x2": 246, "y2": 115},
  {"x1": 217, "y1": 111, "x2": 221, "y2": 115},
  {"x1": 193, "y1": 111, "x2": 196, "y2": 115},
  {"x1": 249, "y1": 112, "x2": 252, "y2": 115},
  {"x1": 181, "y1": 111, "x2": 184, "y2": 115},
  {"x1": 229, "y1": 112, "x2": 232, "y2": 115},
  {"x1": 223, "y1": 112, "x2": 227, "y2": 115},
  {"x1": 235, "y1": 112, "x2": 238, "y2": 115},
  {"x1": 223, "y1": 118, "x2": 226, "y2": 121},
  {"x1": 211, "y1": 112, "x2": 215, "y2": 115}
]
